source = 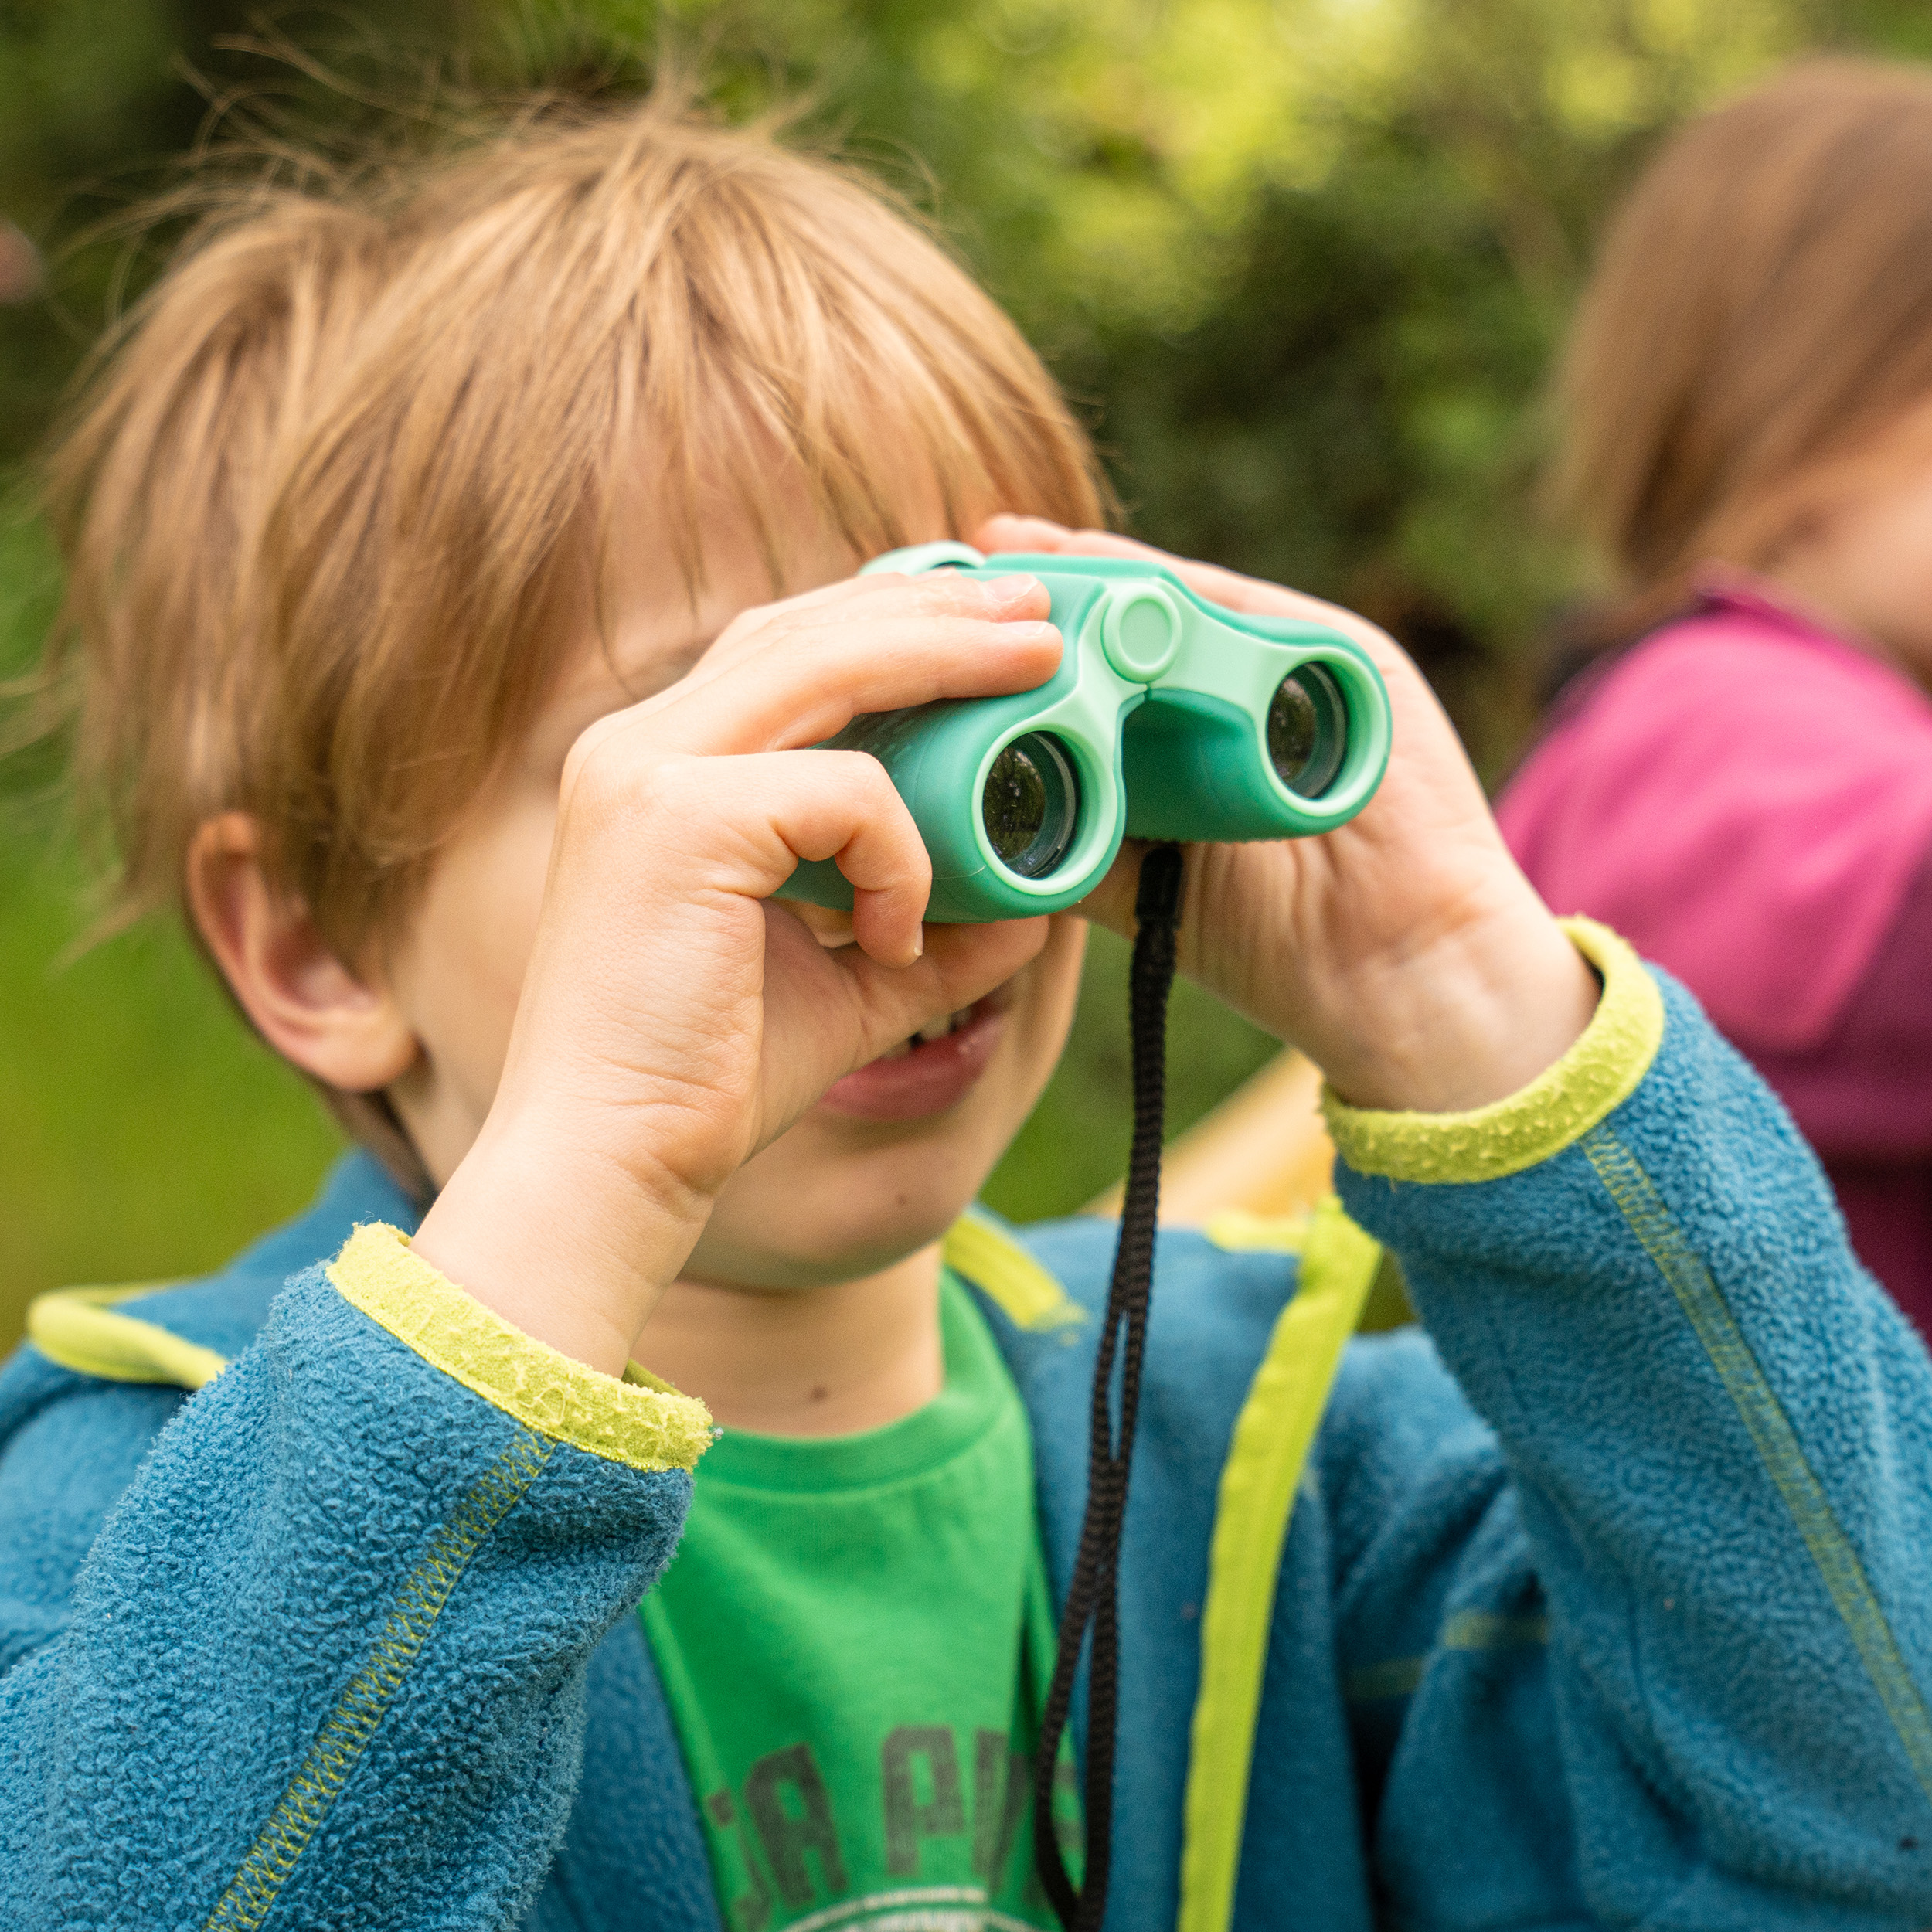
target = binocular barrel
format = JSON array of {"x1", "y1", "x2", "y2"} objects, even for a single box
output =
[{"x1": 780, "y1": 546, "x2": 1393, "y2": 923}]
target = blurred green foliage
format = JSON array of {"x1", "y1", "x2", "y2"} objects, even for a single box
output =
[{"x1": 3, "y1": 0, "x2": 1927, "y2": 1342}]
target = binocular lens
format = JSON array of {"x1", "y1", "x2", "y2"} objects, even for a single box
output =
[
  {"x1": 1267, "y1": 665, "x2": 1349, "y2": 798},
  {"x1": 982, "y1": 733, "x2": 1080, "y2": 879}
]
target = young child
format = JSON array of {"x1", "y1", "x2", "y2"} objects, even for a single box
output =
[
  {"x1": 1500, "y1": 59, "x2": 1932, "y2": 1342},
  {"x1": 3, "y1": 94, "x2": 1931, "y2": 1932}
]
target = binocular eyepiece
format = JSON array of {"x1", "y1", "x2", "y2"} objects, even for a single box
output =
[
  {"x1": 779, "y1": 544, "x2": 1393, "y2": 923},
  {"x1": 1266, "y1": 662, "x2": 1351, "y2": 798},
  {"x1": 981, "y1": 733, "x2": 1081, "y2": 879}
]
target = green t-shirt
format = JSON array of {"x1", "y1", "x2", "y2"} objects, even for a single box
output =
[{"x1": 640, "y1": 1272, "x2": 1079, "y2": 1932}]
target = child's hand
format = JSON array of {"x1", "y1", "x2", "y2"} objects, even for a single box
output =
[
  {"x1": 975, "y1": 515, "x2": 1597, "y2": 1117},
  {"x1": 415, "y1": 570, "x2": 1062, "y2": 1373}
]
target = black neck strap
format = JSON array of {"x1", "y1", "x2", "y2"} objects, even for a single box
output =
[{"x1": 1032, "y1": 842, "x2": 1184, "y2": 1932}]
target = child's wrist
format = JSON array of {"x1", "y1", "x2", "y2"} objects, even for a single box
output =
[
  {"x1": 413, "y1": 1125, "x2": 714, "y2": 1376},
  {"x1": 1315, "y1": 906, "x2": 1599, "y2": 1114}
]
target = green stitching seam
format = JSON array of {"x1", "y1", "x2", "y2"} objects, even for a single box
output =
[
  {"x1": 1441, "y1": 1608, "x2": 1548, "y2": 1651},
  {"x1": 1344, "y1": 1610, "x2": 1550, "y2": 1703},
  {"x1": 1581, "y1": 1122, "x2": 1932, "y2": 1808},
  {"x1": 1344, "y1": 1656, "x2": 1425, "y2": 1702},
  {"x1": 202, "y1": 1428, "x2": 554, "y2": 1930}
]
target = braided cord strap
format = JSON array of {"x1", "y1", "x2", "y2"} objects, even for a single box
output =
[{"x1": 1034, "y1": 844, "x2": 1184, "y2": 1932}]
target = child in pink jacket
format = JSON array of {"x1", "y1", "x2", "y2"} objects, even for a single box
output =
[{"x1": 1501, "y1": 59, "x2": 1932, "y2": 1338}]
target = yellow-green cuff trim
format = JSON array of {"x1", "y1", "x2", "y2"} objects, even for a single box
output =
[
  {"x1": 1321, "y1": 917, "x2": 1664, "y2": 1185},
  {"x1": 326, "y1": 1223, "x2": 714, "y2": 1474}
]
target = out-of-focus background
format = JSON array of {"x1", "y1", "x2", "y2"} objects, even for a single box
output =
[{"x1": 3, "y1": 0, "x2": 1927, "y2": 1345}]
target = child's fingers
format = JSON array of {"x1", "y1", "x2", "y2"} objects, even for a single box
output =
[
  {"x1": 975, "y1": 513, "x2": 1289, "y2": 615},
  {"x1": 805, "y1": 757, "x2": 936, "y2": 966},
  {"x1": 973, "y1": 513, "x2": 1396, "y2": 663},
  {"x1": 975, "y1": 512, "x2": 1201, "y2": 580},
  {"x1": 574, "y1": 570, "x2": 1055, "y2": 759},
  {"x1": 832, "y1": 916, "x2": 1050, "y2": 1049},
  {"x1": 580, "y1": 602, "x2": 1063, "y2": 770},
  {"x1": 572, "y1": 747, "x2": 934, "y2": 965},
  {"x1": 1072, "y1": 836, "x2": 1154, "y2": 938},
  {"x1": 668, "y1": 565, "x2": 1051, "y2": 703},
  {"x1": 670, "y1": 614, "x2": 1057, "y2": 753},
  {"x1": 975, "y1": 512, "x2": 1135, "y2": 559}
]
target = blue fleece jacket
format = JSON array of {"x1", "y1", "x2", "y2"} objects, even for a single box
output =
[{"x1": 2, "y1": 923, "x2": 1930, "y2": 1930}]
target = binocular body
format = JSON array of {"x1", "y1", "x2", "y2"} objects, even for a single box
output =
[{"x1": 778, "y1": 543, "x2": 1394, "y2": 923}]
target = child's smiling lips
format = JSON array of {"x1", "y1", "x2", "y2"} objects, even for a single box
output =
[{"x1": 815, "y1": 995, "x2": 1008, "y2": 1121}]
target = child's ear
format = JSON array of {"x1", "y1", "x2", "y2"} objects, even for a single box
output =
[{"x1": 185, "y1": 813, "x2": 419, "y2": 1093}]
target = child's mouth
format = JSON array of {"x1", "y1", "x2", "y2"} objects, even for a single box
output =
[{"x1": 815, "y1": 996, "x2": 1006, "y2": 1121}]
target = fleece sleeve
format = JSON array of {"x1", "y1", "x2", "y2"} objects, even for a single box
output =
[
  {"x1": 0, "y1": 1225, "x2": 712, "y2": 1932},
  {"x1": 1324, "y1": 919, "x2": 1932, "y2": 1928}
]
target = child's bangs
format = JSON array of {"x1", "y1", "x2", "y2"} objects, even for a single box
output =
[
  {"x1": 664, "y1": 333, "x2": 993, "y2": 596},
  {"x1": 609, "y1": 148, "x2": 1098, "y2": 595}
]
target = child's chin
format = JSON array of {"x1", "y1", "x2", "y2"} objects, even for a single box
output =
[
  {"x1": 813, "y1": 1000, "x2": 1005, "y2": 1123},
  {"x1": 689, "y1": 1185, "x2": 982, "y2": 1292}
]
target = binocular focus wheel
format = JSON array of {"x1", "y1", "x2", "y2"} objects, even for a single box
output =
[{"x1": 1100, "y1": 586, "x2": 1182, "y2": 682}]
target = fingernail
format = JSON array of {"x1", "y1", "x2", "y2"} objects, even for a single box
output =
[{"x1": 984, "y1": 573, "x2": 1041, "y2": 612}]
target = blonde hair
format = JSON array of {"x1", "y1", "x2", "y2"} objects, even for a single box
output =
[
  {"x1": 1557, "y1": 56, "x2": 1932, "y2": 639},
  {"x1": 45, "y1": 94, "x2": 1107, "y2": 957},
  {"x1": 38, "y1": 92, "x2": 1107, "y2": 1189}
]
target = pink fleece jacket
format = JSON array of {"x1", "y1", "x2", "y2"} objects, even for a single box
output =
[{"x1": 1499, "y1": 578, "x2": 1932, "y2": 1338}]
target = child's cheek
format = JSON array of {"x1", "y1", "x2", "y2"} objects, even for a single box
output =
[{"x1": 392, "y1": 784, "x2": 560, "y2": 1145}]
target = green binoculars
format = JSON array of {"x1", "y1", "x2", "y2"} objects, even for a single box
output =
[{"x1": 778, "y1": 543, "x2": 1394, "y2": 923}]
